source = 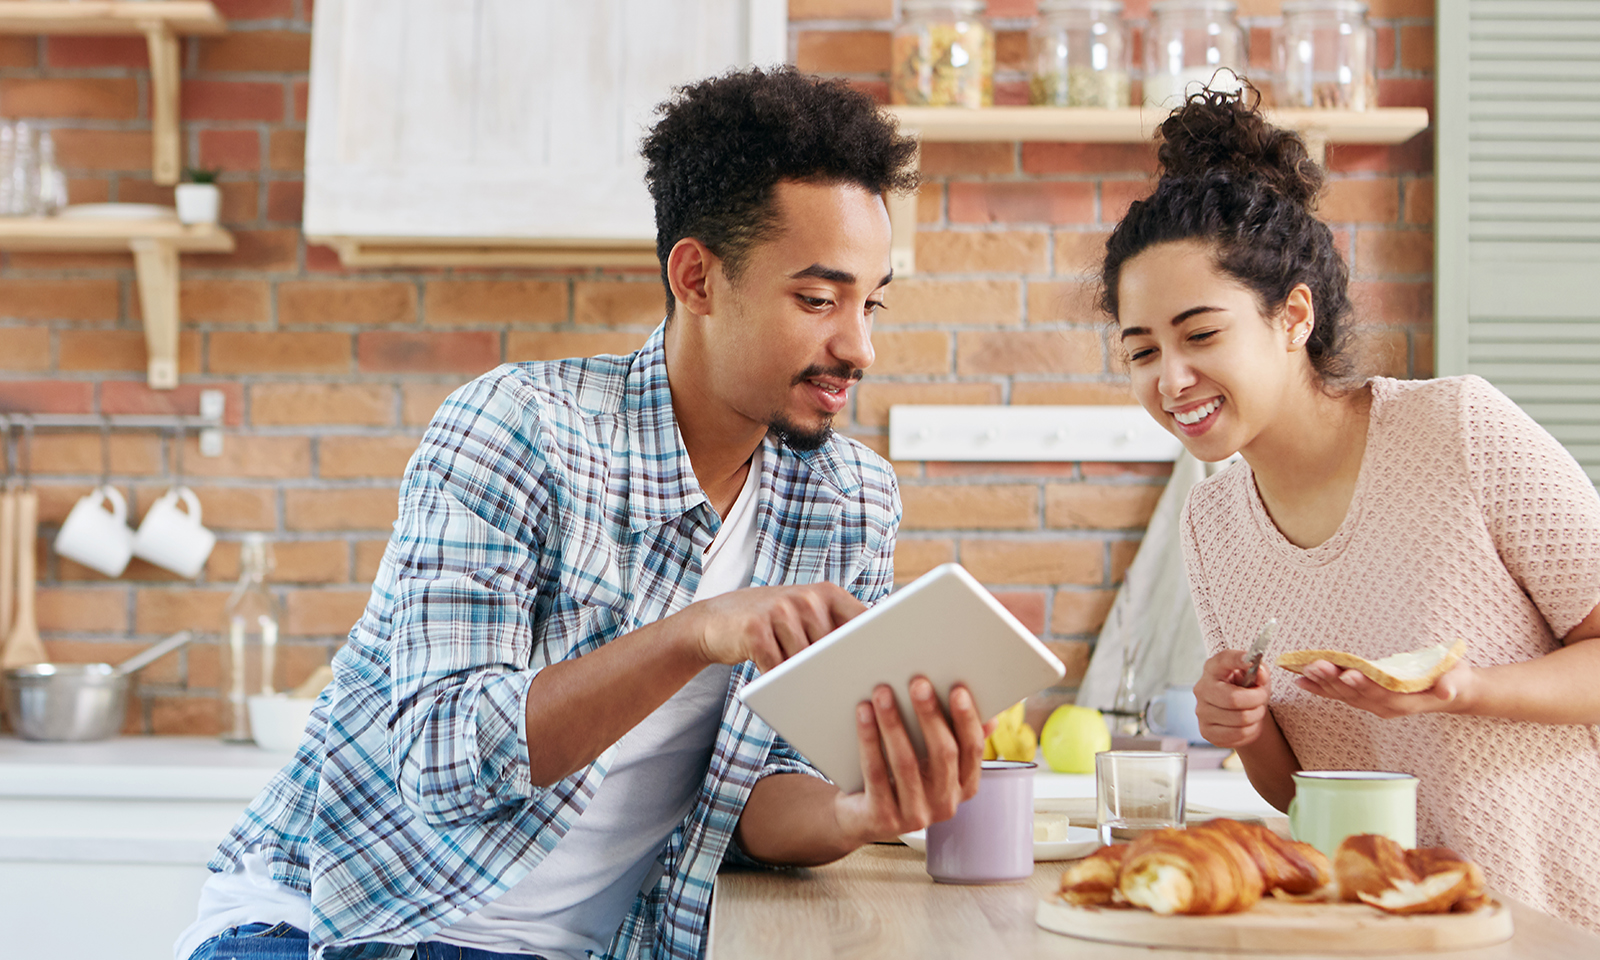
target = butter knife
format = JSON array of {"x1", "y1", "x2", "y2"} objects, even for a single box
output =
[{"x1": 1239, "y1": 618, "x2": 1278, "y2": 687}]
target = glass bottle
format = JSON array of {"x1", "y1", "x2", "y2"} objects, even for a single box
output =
[
  {"x1": 1275, "y1": 0, "x2": 1377, "y2": 110},
  {"x1": 1143, "y1": 0, "x2": 1248, "y2": 109},
  {"x1": 1029, "y1": 0, "x2": 1131, "y2": 108},
  {"x1": 1110, "y1": 614, "x2": 1148, "y2": 736},
  {"x1": 219, "y1": 533, "x2": 282, "y2": 743},
  {"x1": 891, "y1": 0, "x2": 996, "y2": 108}
]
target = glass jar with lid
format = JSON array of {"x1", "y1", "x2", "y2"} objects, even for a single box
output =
[
  {"x1": 1028, "y1": 0, "x2": 1131, "y2": 108},
  {"x1": 891, "y1": 0, "x2": 995, "y2": 108},
  {"x1": 1142, "y1": 0, "x2": 1247, "y2": 109},
  {"x1": 1274, "y1": 0, "x2": 1377, "y2": 110}
]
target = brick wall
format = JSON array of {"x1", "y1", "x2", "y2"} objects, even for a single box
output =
[{"x1": 0, "y1": 0, "x2": 1432, "y2": 734}]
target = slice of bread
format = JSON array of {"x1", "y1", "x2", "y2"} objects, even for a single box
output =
[{"x1": 1275, "y1": 639, "x2": 1466, "y2": 693}]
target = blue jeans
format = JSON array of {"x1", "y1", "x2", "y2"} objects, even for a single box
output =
[{"x1": 188, "y1": 923, "x2": 548, "y2": 960}]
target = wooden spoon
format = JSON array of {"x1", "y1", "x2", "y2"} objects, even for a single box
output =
[
  {"x1": 2, "y1": 489, "x2": 47, "y2": 669},
  {"x1": 0, "y1": 488, "x2": 15, "y2": 643}
]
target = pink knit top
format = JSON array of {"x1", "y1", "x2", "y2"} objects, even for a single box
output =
[{"x1": 1181, "y1": 375, "x2": 1600, "y2": 931}]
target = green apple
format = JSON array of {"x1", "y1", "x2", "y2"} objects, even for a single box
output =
[{"x1": 1040, "y1": 704, "x2": 1111, "y2": 773}]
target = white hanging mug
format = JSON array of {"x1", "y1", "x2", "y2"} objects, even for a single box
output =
[
  {"x1": 54, "y1": 485, "x2": 135, "y2": 578},
  {"x1": 132, "y1": 486, "x2": 217, "y2": 579}
]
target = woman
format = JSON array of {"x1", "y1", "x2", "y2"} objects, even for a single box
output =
[{"x1": 1102, "y1": 87, "x2": 1600, "y2": 931}]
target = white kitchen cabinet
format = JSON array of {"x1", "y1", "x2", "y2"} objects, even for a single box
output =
[
  {"x1": 304, "y1": 0, "x2": 788, "y2": 267},
  {"x1": 0, "y1": 737, "x2": 285, "y2": 960}
]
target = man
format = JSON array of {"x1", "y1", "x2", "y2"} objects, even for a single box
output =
[{"x1": 175, "y1": 67, "x2": 987, "y2": 960}]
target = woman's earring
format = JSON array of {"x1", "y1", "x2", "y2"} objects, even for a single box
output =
[{"x1": 1292, "y1": 328, "x2": 1311, "y2": 346}]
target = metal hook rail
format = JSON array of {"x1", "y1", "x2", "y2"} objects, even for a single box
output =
[{"x1": 0, "y1": 388, "x2": 226, "y2": 461}]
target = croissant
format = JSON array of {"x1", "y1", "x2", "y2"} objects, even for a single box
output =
[
  {"x1": 1058, "y1": 843, "x2": 1128, "y2": 906},
  {"x1": 1408, "y1": 849, "x2": 1488, "y2": 911},
  {"x1": 1335, "y1": 833, "x2": 1415, "y2": 902},
  {"x1": 1062, "y1": 819, "x2": 1333, "y2": 916},
  {"x1": 1117, "y1": 825, "x2": 1266, "y2": 915},
  {"x1": 1194, "y1": 818, "x2": 1332, "y2": 896},
  {"x1": 1336, "y1": 835, "x2": 1489, "y2": 915}
]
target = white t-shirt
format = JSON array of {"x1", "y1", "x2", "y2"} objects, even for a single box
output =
[{"x1": 175, "y1": 449, "x2": 764, "y2": 960}]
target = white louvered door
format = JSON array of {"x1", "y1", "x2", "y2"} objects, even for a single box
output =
[{"x1": 1436, "y1": 0, "x2": 1600, "y2": 484}]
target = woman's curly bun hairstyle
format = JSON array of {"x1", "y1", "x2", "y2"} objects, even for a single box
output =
[
  {"x1": 641, "y1": 66, "x2": 919, "y2": 319},
  {"x1": 1100, "y1": 84, "x2": 1357, "y2": 387}
]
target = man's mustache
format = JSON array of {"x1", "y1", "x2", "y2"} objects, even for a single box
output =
[{"x1": 792, "y1": 364, "x2": 864, "y2": 387}]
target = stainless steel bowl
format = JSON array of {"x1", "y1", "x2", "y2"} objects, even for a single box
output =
[{"x1": 3, "y1": 663, "x2": 129, "y2": 741}]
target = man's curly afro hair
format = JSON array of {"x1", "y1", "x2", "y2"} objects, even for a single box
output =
[{"x1": 641, "y1": 66, "x2": 919, "y2": 318}]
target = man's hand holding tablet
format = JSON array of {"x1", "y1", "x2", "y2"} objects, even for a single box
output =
[{"x1": 731, "y1": 564, "x2": 1066, "y2": 864}]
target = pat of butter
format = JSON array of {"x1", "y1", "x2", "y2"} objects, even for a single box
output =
[
  {"x1": 1367, "y1": 643, "x2": 1449, "y2": 679},
  {"x1": 1034, "y1": 813, "x2": 1071, "y2": 842}
]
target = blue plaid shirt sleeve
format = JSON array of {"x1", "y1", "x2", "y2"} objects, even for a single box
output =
[{"x1": 386, "y1": 375, "x2": 555, "y2": 827}]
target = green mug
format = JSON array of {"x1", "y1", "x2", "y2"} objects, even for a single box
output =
[{"x1": 1287, "y1": 770, "x2": 1418, "y2": 860}]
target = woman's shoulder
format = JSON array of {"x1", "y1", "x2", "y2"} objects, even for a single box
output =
[
  {"x1": 1369, "y1": 373, "x2": 1521, "y2": 415},
  {"x1": 1370, "y1": 374, "x2": 1548, "y2": 446}
]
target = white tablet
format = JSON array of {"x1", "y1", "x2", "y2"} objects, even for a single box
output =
[{"x1": 738, "y1": 563, "x2": 1065, "y2": 795}]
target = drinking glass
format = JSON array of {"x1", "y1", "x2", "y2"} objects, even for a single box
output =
[{"x1": 1096, "y1": 750, "x2": 1187, "y2": 844}]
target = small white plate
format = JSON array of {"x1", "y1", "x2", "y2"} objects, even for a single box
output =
[
  {"x1": 899, "y1": 825, "x2": 1100, "y2": 862},
  {"x1": 58, "y1": 203, "x2": 176, "y2": 221}
]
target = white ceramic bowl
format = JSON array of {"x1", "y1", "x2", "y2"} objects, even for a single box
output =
[{"x1": 246, "y1": 694, "x2": 314, "y2": 752}]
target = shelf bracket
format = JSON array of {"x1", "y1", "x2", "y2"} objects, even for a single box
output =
[
  {"x1": 1300, "y1": 128, "x2": 1329, "y2": 167},
  {"x1": 888, "y1": 140, "x2": 922, "y2": 276},
  {"x1": 142, "y1": 21, "x2": 181, "y2": 185},
  {"x1": 131, "y1": 237, "x2": 180, "y2": 389}
]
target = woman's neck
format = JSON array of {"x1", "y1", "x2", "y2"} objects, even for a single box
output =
[{"x1": 1242, "y1": 380, "x2": 1372, "y2": 549}]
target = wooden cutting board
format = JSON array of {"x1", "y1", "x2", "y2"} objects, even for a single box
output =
[{"x1": 1036, "y1": 894, "x2": 1514, "y2": 954}]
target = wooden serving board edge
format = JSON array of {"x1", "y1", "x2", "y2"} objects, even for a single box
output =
[{"x1": 1035, "y1": 895, "x2": 1514, "y2": 954}]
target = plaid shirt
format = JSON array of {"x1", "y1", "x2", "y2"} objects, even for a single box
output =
[{"x1": 210, "y1": 323, "x2": 900, "y2": 960}]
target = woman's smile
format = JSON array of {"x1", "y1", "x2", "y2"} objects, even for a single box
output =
[{"x1": 1170, "y1": 396, "x2": 1224, "y2": 432}]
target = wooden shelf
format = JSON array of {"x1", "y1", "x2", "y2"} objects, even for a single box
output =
[
  {"x1": 887, "y1": 105, "x2": 1430, "y2": 146},
  {"x1": 0, "y1": 2, "x2": 228, "y2": 185},
  {"x1": 0, "y1": 216, "x2": 232, "y2": 252},
  {"x1": 314, "y1": 235, "x2": 659, "y2": 270},
  {"x1": 0, "y1": 216, "x2": 234, "y2": 390},
  {"x1": 0, "y1": 1, "x2": 224, "y2": 34},
  {"x1": 884, "y1": 106, "x2": 1432, "y2": 275}
]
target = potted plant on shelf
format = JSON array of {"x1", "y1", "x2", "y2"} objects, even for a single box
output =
[{"x1": 175, "y1": 168, "x2": 221, "y2": 225}]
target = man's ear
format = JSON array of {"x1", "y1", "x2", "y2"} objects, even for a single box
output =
[{"x1": 667, "y1": 238, "x2": 718, "y2": 319}]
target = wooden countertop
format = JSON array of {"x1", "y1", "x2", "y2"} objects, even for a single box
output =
[{"x1": 710, "y1": 842, "x2": 1600, "y2": 959}]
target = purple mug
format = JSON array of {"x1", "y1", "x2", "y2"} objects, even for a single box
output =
[{"x1": 925, "y1": 759, "x2": 1035, "y2": 884}]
